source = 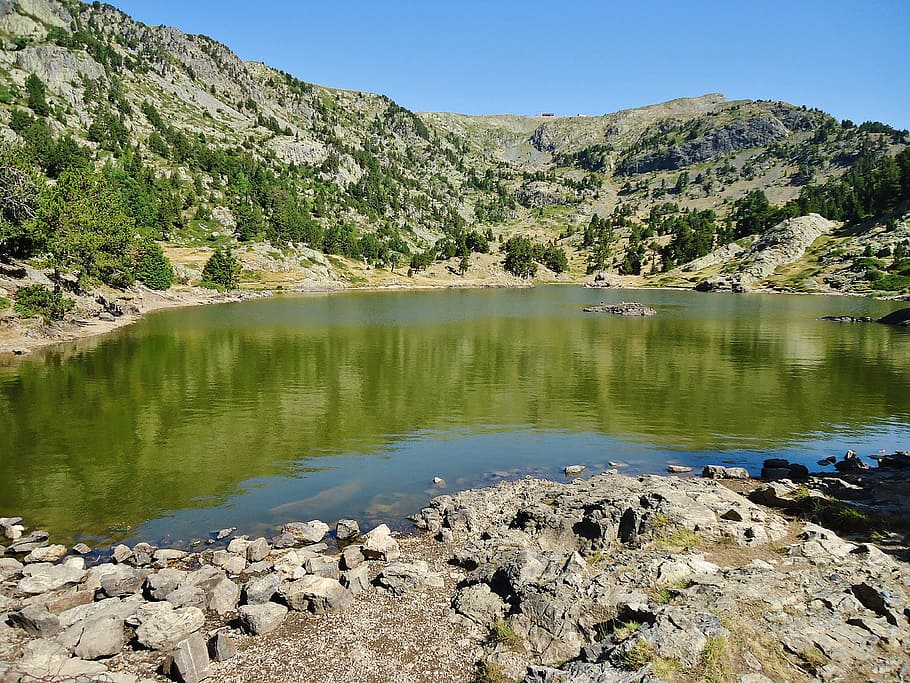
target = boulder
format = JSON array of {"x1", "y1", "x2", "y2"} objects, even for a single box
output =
[
  {"x1": 18, "y1": 563, "x2": 85, "y2": 594},
  {"x1": 304, "y1": 556, "x2": 340, "y2": 580},
  {"x1": 243, "y1": 573, "x2": 281, "y2": 605},
  {"x1": 238, "y1": 603, "x2": 287, "y2": 635},
  {"x1": 361, "y1": 524, "x2": 400, "y2": 562},
  {"x1": 282, "y1": 520, "x2": 330, "y2": 545},
  {"x1": 375, "y1": 561, "x2": 444, "y2": 596},
  {"x1": 341, "y1": 545, "x2": 365, "y2": 570},
  {"x1": 341, "y1": 565, "x2": 371, "y2": 595},
  {"x1": 206, "y1": 577, "x2": 240, "y2": 616},
  {"x1": 208, "y1": 631, "x2": 236, "y2": 662},
  {"x1": 111, "y1": 544, "x2": 132, "y2": 563},
  {"x1": 835, "y1": 450, "x2": 869, "y2": 472},
  {"x1": 74, "y1": 614, "x2": 124, "y2": 660},
  {"x1": 246, "y1": 537, "x2": 270, "y2": 563},
  {"x1": 281, "y1": 576, "x2": 352, "y2": 614},
  {"x1": 146, "y1": 568, "x2": 186, "y2": 601},
  {"x1": 453, "y1": 583, "x2": 507, "y2": 627},
  {"x1": 564, "y1": 465, "x2": 586, "y2": 476},
  {"x1": 163, "y1": 633, "x2": 210, "y2": 683},
  {"x1": 335, "y1": 519, "x2": 361, "y2": 541},
  {"x1": 166, "y1": 585, "x2": 207, "y2": 610},
  {"x1": 100, "y1": 565, "x2": 145, "y2": 597},
  {"x1": 9, "y1": 604, "x2": 61, "y2": 637},
  {"x1": 23, "y1": 544, "x2": 67, "y2": 564},
  {"x1": 135, "y1": 604, "x2": 205, "y2": 651}
]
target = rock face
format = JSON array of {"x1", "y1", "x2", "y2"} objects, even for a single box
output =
[
  {"x1": 623, "y1": 115, "x2": 791, "y2": 174},
  {"x1": 696, "y1": 214, "x2": 833, "y2": 292},
  {"x1": 878, "y1": 307, "x2": 910, "y2": 326},
  {"x1": 414, "y1": 470, "x2": 910, "y2": 680}
]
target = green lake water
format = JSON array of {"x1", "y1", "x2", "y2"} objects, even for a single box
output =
[{"x1": 1, "y1": 286, "x2": 908, "y2": 547}]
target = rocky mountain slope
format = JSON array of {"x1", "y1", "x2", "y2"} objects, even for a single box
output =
[{"x1": 0, "y1": 0, "x2": 908, "y2": 311}]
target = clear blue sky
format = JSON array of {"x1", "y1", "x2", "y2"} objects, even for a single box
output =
[{"x1": 106, "y1": 0, "x2": 909, "y2": 128}]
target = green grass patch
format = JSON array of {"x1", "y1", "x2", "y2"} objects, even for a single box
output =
[
  {"x1": 619, "y1": 639, "x2": 679, "y2": 676},
  {"x1": 0, "y1": 296, "x2": 9, "y2": 311},
  {"x1": 700, "y1": 635, "x2": 733, "y2": 683},
  {"x1": 612, "y1": 620, "x2": 642, "y2": 641},
  {"x1": 489, "y1": 619, "x2": 523, "y2": 651},
  {"x1": 474, "y1": 660, "x2": 511, "y2": 683}
]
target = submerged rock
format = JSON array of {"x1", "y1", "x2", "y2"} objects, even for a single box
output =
[{"x1": 583, "y1": 302, "x2": 656, "y2": 316}]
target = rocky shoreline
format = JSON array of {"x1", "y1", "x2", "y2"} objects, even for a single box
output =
[{"x1": 1, "y1": 452, "x2": 909, "y2": 682}]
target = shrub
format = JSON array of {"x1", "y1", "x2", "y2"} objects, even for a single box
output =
[
  {"x1": 489, "y1": 619, "x2": 523, "y2": 651},
  {"x1": 134, "y1": 240, "x2": 174, "y2": 290},
  {"x1": 14, "y1": 284, "x2": 74, "y2": 322},
  {"x1": 872, "y1": 274, "x2": 910, "y2": 291},
  {"x1": 201, "y1": 247, "x2": 241, "y2": 290}
]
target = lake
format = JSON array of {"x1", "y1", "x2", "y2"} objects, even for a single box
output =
[{"x1": 1, "y1": 286, "x2": 908, "y2": 548}]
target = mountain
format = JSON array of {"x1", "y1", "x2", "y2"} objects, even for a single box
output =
[{"x1": 0, "y1": 0, "x2": 909, "y2": 306}]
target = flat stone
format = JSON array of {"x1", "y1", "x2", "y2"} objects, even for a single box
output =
[
  {"x1": 154, "y1": 548, "x2": 188, "y2": 564},
  {"x1": 135, "y1": 604, "x2": 205, "y2": 651},
  {"x1": 43, "y1": 587, "x2": 94, "y2": 614},
  {"x1": 8, "y1": 530, "x2": 49, "y2": 553},
  {"x1": 281, "y1": 576, "x2": 353, "y2": 614},
  {"x1": 9, "y1": 604, "x2": 61, "y2": 637},
  {"x1": 238, "y1": 603, "x2": 287, "y2": 635},
  {"x1": 667, "y1": 465, "x2": 693, "y2": 474},
  {"x1": 23, "y1": 544, "x2": 67, "y2": 564},
  {"x1": 163, "y1": 633, "x2": 210, "y2": 683},
  {"x1": 0, "y1": 557, "x2": 23, "y2": 580},
  {"x1": 19, "y1": 563, "x2": 86, "y2": 594},
  {"x1": 305, "y1": 556, "x2": 340, "y2": 580},
  {"x1": 227, "y1": 537, "x2": 251, "y2": 554},
  {"x1": 74, "y1": 614, "x2": 124, "y2": 660},
  {"x1": 282, "y1": 520, "x2": 330, "y2": 545},
  {"x1": 376, "y1": 561, "x2": 444, "y2": 596}
]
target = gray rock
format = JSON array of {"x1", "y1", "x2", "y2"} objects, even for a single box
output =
[
  {"x1": 208, "y1": 631, "x2": 236, "y2": 662},
  {"x1": 135, "y1": 604, "x2": 205, "y2": 651},
  {"x1": 222, "y1": 554, "x2": 247, "y2": 575},
  {"x1": 206, "y1": 577, "x2": 240, "y2": 616},
  {"x1": 23, "y1": 544, "x2": 67, "y2": 563},
  {"x1": 564, "y1": 465, "x2": 586, "y2": 476},
  {"x1": 74, "y1": 614, "x2": 124, "y2": 660},
  {"x1": 18, "y1": 563, "x2": 86, "y2": 594},
  {"x1": 72, "y1": 543, "x2": 92, "y2": 555},
  {"x1": 375, "y1": 561, "x2": 444, "y2": 596},
  {"x1": 238, "y1": 603, "x2": 287, "y2": 635},
  {"x1": 452, "y1": 583, "x2": 507, "y2": 627},
  {"x1": 146, "y1": 568, "x2": 186, "y2": 601},
  {"x1": 702, "y1": 465, "x2": 728, "y2": 479},
  {"x1": 243, "y1": 573, "x2": 281, "y2": 605},
  {"x1": 667, "y1": 465, "x2": 693, "y2": 474},
  {"x1": 305, "y1": 556, "x2": 340, "y2": 580},
  {"x1": 341, "y1": 545, "x2": 365, "y2": 570},
  {"x1": 226, "y1": 537, "x2": 251, "y2": 554},
  {"x1": 216, "y1": 527, "x2": 236, "y2": 540},
  {"x1": 166, "y1": 585, "x2": 207, "y2": 610},
  {"x1": 0, "y1": 557, "x2": 23, "y2": 581},
  {"x1": 282, "y1": 520, "x2": 330, "y2": 545},
  {"x1": 335, "y1": 519, "x2": 361, "y2": 541},
  {"x1": 101, "y1": 565, "x2": 145, "y2": 597},
  {"x1": 111, "y1": 544, "x2": 133, "y2": 563},
  {"x1": 8, "y1": 530, "x2": 49, "y2": 553},
  {"x1": 163, "y1": 633, "x2": 210, "y2": 683},
  {"x1": 246, "y1": 537, "x2": 270, "y2": 563},
  {"x1": 361, "y1": 524, "x2": 400, "y2": 562},
  {"x1": 154, "y1": 548, "x2": 188, "y2": 565},
  {"x1": 281, "y1": 576, "x2": 353, "y2": 613},
  {"x1": 340, "y1": 565, "x2": 371, "y2": 595},
  {"x1": 9, "y1": 604, "x2": 61, "y2": 637}
]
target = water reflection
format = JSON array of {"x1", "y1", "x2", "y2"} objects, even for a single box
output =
[{"x1": 0, "y1": 287, "x2": 907, "y2": 544}]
